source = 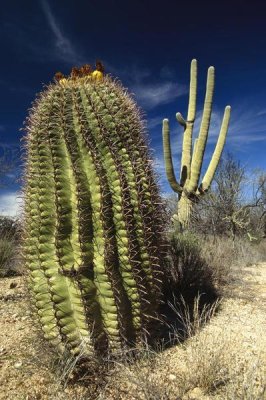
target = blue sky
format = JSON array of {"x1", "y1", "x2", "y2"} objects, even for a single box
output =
[{"x1": 0, "y1": 0, "x2": 266, "y2": 216}]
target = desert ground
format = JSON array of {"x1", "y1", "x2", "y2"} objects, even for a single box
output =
[{"x1": 0, "y1": 260, "x2": 265, "y2": 400}]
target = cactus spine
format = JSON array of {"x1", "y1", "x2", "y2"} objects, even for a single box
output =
[
  {"x1": 23, "y1": 73, "x2": 165, "y2": 356},
  {"x1": 162, "y1": 59, "x2": 231, "y2": 228}
]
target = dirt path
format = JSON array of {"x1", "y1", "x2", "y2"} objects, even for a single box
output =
[{"x1": 0, "y1": 263, "x2": 265, "y2": 400}]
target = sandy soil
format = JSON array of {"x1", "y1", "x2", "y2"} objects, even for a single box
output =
[
  {"x1": 0, "y1": 277, "x2": 98, "y2": 400},
  {"x1": 101, "y1": 262, "x2": 266, "y2": 399},
  {"x1": 0, "y1": 262, "x2": 265, "y2": 400}
]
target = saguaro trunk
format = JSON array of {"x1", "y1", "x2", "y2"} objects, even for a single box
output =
[{"x1": 177, "y1": 194, "x2": 193, "y2": 230}]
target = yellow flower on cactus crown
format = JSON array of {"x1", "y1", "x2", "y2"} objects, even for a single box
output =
[
  {"x1": 92, "y1": 70, "x2": 103, "y2": 80},
  {"x1": 59, "y1": 78, "x2": 67, "y2": 85},
  {"x1": 92, "y1": 60, "x2": 104, "y2": 80}
]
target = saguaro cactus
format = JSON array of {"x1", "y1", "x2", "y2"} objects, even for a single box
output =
[
  {"x1": 162, "y1": 59, "x2": 231, "y2": 228},
  {"x1": 23, "y1": 68, "x2": 165, "y2": 356}
]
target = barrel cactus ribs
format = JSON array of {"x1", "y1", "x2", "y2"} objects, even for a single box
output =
[{"x1": 23, "y1": 62, "x2": 166, "y2": 356}]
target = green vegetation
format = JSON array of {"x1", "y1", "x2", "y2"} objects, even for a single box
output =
[{"x1": 22, "y1": 71, "x2": 166, "y2": 356}]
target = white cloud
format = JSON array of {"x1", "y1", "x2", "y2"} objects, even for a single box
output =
[
  {"x1": 0, "y1": 192, "x2": 22, "y2": 217},
  {"x1": 225, "y1": 105, "x2": 266, "y2": 152},
  {"x1": 107, "y1": 62, "x2": 186, "y2": 110},
  {"x1": 229, "y1": 109, "x2": 266, "y2": 136},
  {"x1": 132, "y1": 81, "x2": 187, "y2": 109}
]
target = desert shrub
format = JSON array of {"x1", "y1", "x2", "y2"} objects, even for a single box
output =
[
  {"x1": 182, "y1": 155, "x2": 266, "y2": 240},
  {"x1": 164, "y1": 231, "x2": 218, "y2": 300},
  {"x1": 0, "y1": 237, "x2": 15, "y2": 275},
  {"x1": 0, "y1": 215, "x2": 19, "y2": 238},
  {"x1": 161, "y1": 230, "x2": 219, "y2": 344},
  {"x1": 0, "y1": 216, "x2": 22, "y2": 277}
]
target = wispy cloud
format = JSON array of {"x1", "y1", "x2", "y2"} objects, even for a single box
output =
[
  {"x1": 147, "y1": 116, "x2": 164, "y2": 130},
  {"x1": 111, "y1": 62, "x2": 186, "y2": 110},
  {"x1": 228, "y1": 106, "x2": 266, "y2": 150},
  {"x1": 0, "y1": 192, "x2": 21, "y2": 217},
  {"x1": 257, "y1": 109, "x2": 266, "y2": 116},
  {"x1": 40, "y1": 0, "x2": 83, "y2": 64},
  {"x1": 132, "y1": 81, "x2": 187, "y2": 109}
]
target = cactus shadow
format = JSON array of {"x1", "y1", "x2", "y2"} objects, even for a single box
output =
[{"x1": 158, "y1": 232, "x2": 220, "y2": 348}]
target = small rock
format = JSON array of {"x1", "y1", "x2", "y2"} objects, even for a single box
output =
[
  {"x1": 183, "y1": 387, "x2": 206, "y2": 400},
  {"x1": 14, "y1": 361, "x2": 22, "y2": 369},
  {"x1": 168, "y1": 374, "x2": 177, "y2": 381},
  {"x1": 10, "y1": 282, "x2": 18, "y2": 289}
]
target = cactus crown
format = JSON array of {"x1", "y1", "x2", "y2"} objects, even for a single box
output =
[{"x1": 55, "y1": 60, "x2": 105, "y2": 84}]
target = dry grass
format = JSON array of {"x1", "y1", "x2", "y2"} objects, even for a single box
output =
[
  {"x1": 0, "y1": 238, "x2": 14, "y2": 274},
  {"x1": 167, "y1": 294, "x2": 220, "y2": 341},
  {"x1": 178, "y1": 297, "x2": 266, "y2": 399},
  {"x1": 178, "y1": 305, "x2": 265, "y2": 398},
  {"x1": 0, "y1": 217, "x2": 22, "y2": 277},
  {"x1": 165, "y1": 230, "x2": 266, "y2": 300},
  {"x1": 201, "y1": 235, "x2": 266, "y2": 286},
  {"x1": 101, "y1": 261, "x2": 266, "y2": 400}
]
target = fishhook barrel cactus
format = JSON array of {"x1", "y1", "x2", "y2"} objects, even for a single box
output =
[
  {"x1": 162, "y1": 59, "x2": 231, "y2": 229},
  {"x1": 23, "y1": 66, "x2": 166, "y2": 356}
]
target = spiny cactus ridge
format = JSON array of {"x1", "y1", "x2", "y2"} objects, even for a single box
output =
[{"x1": 23, "y1": 71, "x2": 166, "y2": 356}]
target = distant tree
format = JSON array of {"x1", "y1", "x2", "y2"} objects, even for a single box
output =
[
  {"x1": 192, "y1": 155, "x2": 266, "y2": 239},
  {"x1": 193, "y1": 154, "x2": 250, "y2": 238},
  {"x1": 164, "y1": 193, "x2": 178, "y2": 217},
  {"x1": 254, "y1": 173, "x2": 266, "y2": 237}
]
